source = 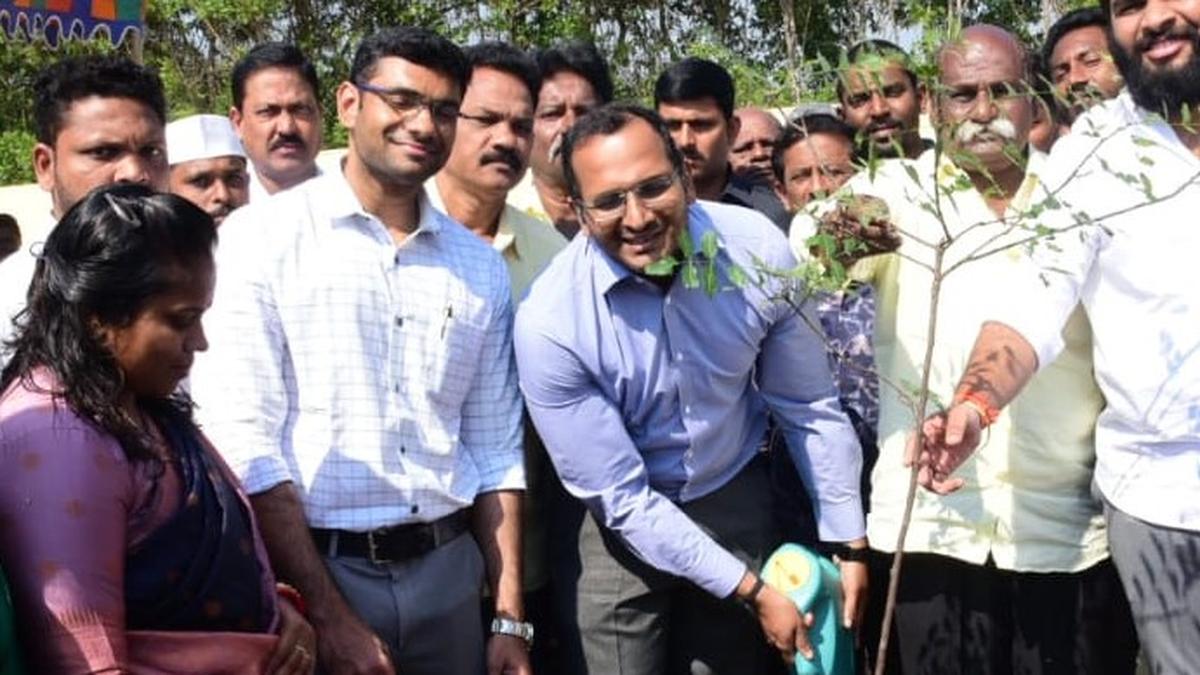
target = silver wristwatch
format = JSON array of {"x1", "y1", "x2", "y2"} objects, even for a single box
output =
[{"x1": 491, "y1": 616, "x2": 535, "y2": 647}]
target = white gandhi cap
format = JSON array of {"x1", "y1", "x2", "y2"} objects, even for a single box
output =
[{"x1": 166, "y1": 114, "x2": 246, "y2": 166}]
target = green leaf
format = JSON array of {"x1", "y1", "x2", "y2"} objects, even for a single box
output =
[
  {"x1": 701, "y1": 230, "x2": 719, "y2": 259},
  {"x1": 703, "y1": 261, "x2": 718, "y2": 296},
  {"x1": 643, "y1": 257, "x2": 678, "y2": 277},
  {"x1": 681, "y1": 261, "x2": 700, "y2": 288},
  {"x1": 728, "y1": 264, "x2": 748, "y2": 288},
  {"x1": 1131, "y1": 136, "x2": 1157, "y2": 148},
  {"x1": 679, "y1": 229, "x2": 696, "y2": 258}
]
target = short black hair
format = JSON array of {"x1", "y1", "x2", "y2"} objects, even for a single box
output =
[
  {"x1": 836, "y1": 39, "x2": 919, "y2": 100},
  {"x1": 465, "y1": 41, "x2": 542, "y2": 103},
  {"x1": 1042, "y1": 7, "x2": 1108, "y2": 74},
  {"x1": 772, "y1": 114, "x2": 856, "y2": 183},
  {"x1": 561, "y1": 103, "x2": 686, "y2": 202},
  {"x1": 34, "y1": 56, "x2": 166, "y2": 145},
  {"x1": 534, "y1": 42, "x2": 614, "y2": 104},
  {"x1": 0, "y1": 214, "x2": 19, "y2": 261},
  {"x1": 350, "y1": 27, "x2": 468, "y2": 94},
  {"x1": 231, "y1": 42, "x2": 320, "y2": 111},
  {"x1": 654, "y1": 57, "x2": 736, "y2": 119}
]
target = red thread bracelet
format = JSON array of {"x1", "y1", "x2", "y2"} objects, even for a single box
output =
[{"x1": 953, "y1": 390, "x2": 1000, "y2": 428}]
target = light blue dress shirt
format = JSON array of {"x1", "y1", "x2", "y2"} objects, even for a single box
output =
[{"x1": 514, "y1": 200, "x2": 864, "y2": 598}]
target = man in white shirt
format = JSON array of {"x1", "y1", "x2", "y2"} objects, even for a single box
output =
[
  {"x1": 191, "y1": 27, "x2": 528, "y2": 675},
  {"x1": 793, "y1": 25, "x2": 1136, "y2": 674},
  {"x1": 229, "y1": 43, "x2": 323, "y2": 199},
  {"x1": 921, "y1": 5, "x2": 1200, "y2": 674},
  {"x1": 0, "y1": 56, "x2": 168, "y2": 370},
  {"x1": 165, "y1": 114, "x2": 249, "y2": 226}
]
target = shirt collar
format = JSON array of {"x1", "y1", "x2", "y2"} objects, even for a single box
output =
[
  {"x1": 325, "y1": 164, "x2": 442, "y2": 236},
  {"x1": 930, "y1": 148, "x2": 1044, "y2": 214},
  {"x1": 588, "y1": 202, "x2": 715, "y2": 296}
]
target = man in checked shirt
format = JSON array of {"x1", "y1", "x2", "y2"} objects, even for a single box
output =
[{"x1": 191, "y1": 28, "x2": 529, "y2": 675}]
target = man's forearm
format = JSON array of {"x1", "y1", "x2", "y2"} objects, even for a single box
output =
[
  {"x1": 472, "y1": 489, "x2": 524, "y2": 620},
  {"x1": 957, "y1": 321, "x2": 1039, "y2": 409},
  {"x1": 250, "y1": 483, "x2": 355, "y2": 624}
]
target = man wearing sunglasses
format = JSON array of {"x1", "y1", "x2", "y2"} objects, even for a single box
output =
[
  {"x1": 514, "y1": 103, "x2": 868, "y2": 675},
  {"x1": 192, "y1": 27, "x2": 528, "y2": 675}
]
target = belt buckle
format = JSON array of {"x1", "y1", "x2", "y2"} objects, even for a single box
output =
[{"x1": 367, "y1": 528, "x2": 394, "y2": 565}]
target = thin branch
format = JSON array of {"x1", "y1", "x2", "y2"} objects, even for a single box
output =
[{"x1": 948, "y1": 167, "x2": 1200, "y2": 274}]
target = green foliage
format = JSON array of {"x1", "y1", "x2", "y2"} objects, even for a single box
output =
[
  {"x1": 0, "y1": 0, "x2": 1091, "y2": 185},
  {"x1": 0, "y1": 131, "x2": 35, "y2": 185}
]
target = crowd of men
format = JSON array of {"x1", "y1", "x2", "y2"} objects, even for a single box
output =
[{"x1": 0, "y1": 2, "x2": 1197, "y2": 674}]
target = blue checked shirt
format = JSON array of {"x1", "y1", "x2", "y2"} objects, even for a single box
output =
[
  {"x1": 515, "y1": 200, "x2": 865, "y2": 598},
  {"x1": 191, "y1": 168, "x2": 525, "y2": 531}
]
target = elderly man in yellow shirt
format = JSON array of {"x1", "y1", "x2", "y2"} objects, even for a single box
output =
[{"x1": 791, "y1": 25, "x2": 1137, "y2": 675}]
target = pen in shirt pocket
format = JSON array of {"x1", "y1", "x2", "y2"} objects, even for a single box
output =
[{"x1": 440, "y1": 304, "x2": 453, "y2": 340}]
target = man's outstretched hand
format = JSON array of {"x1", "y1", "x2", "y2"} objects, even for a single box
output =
[{"x1": 906, "y1": 403, "x2": 984, "y2": 494}]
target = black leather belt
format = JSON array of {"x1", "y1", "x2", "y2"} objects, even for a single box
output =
[{"x1": 311, "y1": 509, "x2": 472, "y2": 564}]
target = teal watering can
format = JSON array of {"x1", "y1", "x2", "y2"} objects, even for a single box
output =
[{"x1": 761, "y1": 543, "x2": 855, "y2": 675}]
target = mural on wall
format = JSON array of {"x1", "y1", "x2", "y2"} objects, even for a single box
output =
[{"x1": 0, "y1": 0, "x2": 144, "y2": 47}]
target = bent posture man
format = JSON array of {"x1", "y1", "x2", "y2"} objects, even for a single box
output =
[{"x1": 516, "y1": 104, "x2": 867, "y2": 675}]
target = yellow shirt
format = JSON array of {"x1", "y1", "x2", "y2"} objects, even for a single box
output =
[
  {"x1": 426, "y1": 179, "x2": 567, "y2": 301},
  {"x1": 790, "y1": 150, "x2": 1108, "y2": 573}
]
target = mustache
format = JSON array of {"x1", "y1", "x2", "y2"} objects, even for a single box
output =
[
  {"x1": 269, "y1": 133, "x2": 306, "y2": 151},
  {"x1": 954, "y1": 118, "x2": 1018, "y2": 144},
  {"x1": 1135, "y1": 24, "x2": 1200, "y2": 58},
  {"x1": 864, "y1": 119, "x2": 901, "y2": 133},
  {"x1": 481, "y1": 147, "x2": 522, "y2": 172}
]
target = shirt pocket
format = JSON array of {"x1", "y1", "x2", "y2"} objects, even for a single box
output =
[{"x1": 414, "y1": 300, "x2": 487, "y2": 410}]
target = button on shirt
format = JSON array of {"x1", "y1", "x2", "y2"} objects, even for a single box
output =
[
  {"x1": 515, "y1": 201, "x2": 864, "y2": 598},
  {"x1": 190, "y1": 168, "x2": 525, "y2": 531},
  {"x1": 992, "y1": 92, "x2": 1200, "y2": 532},
  {"x1": 791, "y1": 150, "x2": 1109, "y2": 572}
]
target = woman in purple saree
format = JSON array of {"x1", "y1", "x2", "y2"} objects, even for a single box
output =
[{"x1": 0, "y1": 185, "x2": 314, "y2": 674}]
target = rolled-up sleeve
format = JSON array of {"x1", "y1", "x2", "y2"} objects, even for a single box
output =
[
  {"x1": 191, "y1": 214, "x2": 295, "y2": 494},
  {"x1": 757, "y1": 245, "x2": 866, "y2": 543},
  {"x1": 515, "y1": 321, "x2": 747, "y2": 598},
  {"x1": 462, "y1": 269, "x2": 525, "y2": 493}
]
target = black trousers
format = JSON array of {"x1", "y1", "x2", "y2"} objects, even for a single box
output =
[{"x1": 891, "y1": 552, "x2": 1139, "y2": 675}]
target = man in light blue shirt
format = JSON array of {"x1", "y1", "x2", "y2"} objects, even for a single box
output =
[{"x1": 514, "y1": 104, "x2": 868, "y2": 674}]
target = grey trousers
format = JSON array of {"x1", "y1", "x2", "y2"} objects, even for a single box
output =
[
  {"x1": 576, "y1": 456, "x2": 788, "y2": 675},
  {"x1": 1105, "y1": 502, "x2": 1200, "y2": 675},
  {"x1": 323, "y1": 531, "x2": 486, "y2": 675}
]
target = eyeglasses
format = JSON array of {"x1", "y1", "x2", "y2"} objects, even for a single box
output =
[
  {"x1": 354, "y1": 81, "x2": 461, "y2": 126},
  {"x1": 457, "y1": 110, "x2": 535, "y2": 138},
  {"x1": 577, "y1": 173, "x2": 679, "y2": 226}
]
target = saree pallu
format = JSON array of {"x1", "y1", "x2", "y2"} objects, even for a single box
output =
[{"x1": 124, "y1": 409, "x2": 275, "y2": 634}]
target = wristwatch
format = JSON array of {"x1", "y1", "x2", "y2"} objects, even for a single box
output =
[
  {"x1": 491, "y1": 616, "x2": 535, "y2": 648},
  {"x1": 830, "y1": 544, "x2": 870, "y2": 563}
]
